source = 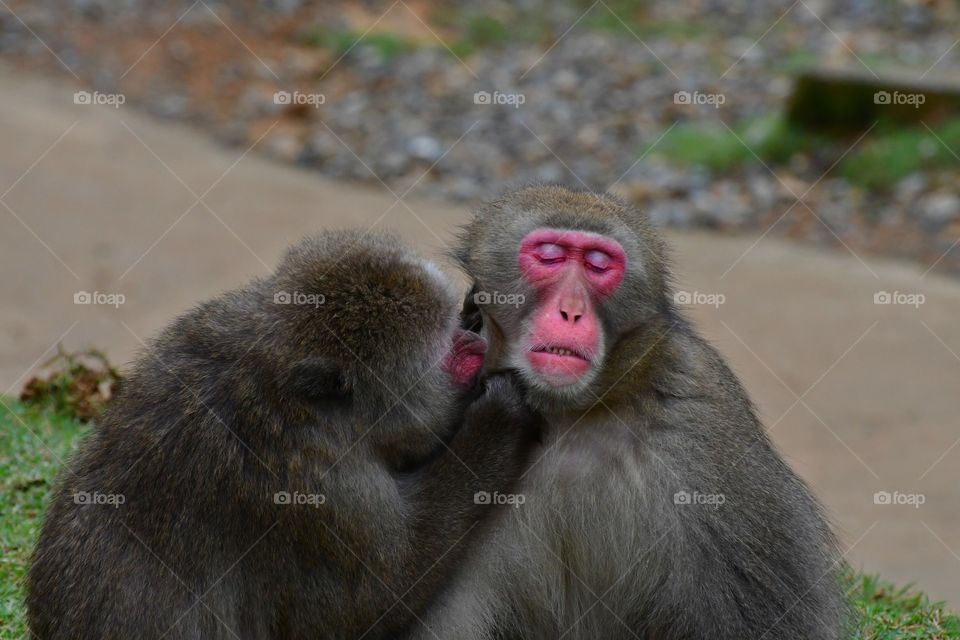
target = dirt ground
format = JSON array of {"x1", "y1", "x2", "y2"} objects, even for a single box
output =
[{"x1": 2, "y1": 66, "x2": 958, "y2": 606}]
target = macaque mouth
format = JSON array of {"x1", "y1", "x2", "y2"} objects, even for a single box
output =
[
  {"x1": 444, "y1": 329, "x2": 488, "y2": 387},
  {"x1": 530, "y1": 344, "x2": 590, "y2": 362},
  {"x1": 527, "y1": 342, "x2": 593, "y2": 385},
  {"x1": 455, "y1": 329, "x2": 488, "y2": 357}
]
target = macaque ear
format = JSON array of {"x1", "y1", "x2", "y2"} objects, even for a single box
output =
[
  {"x1": 287, "y1": 357, "x2": 352, "y2": 406},
  {"x1": 461, "y1": 282, "x2": 483, "y2": 333}
]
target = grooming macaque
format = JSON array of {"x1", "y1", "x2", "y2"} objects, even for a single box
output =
[
  {"x1": 413, "y1": 185, "x2": 846, "y2": 639},
  {"x1": 27, "y1": 231, "x2": 536, "y2": 640}
]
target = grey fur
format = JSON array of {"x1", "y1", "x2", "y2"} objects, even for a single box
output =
[{"x1": 414, "y1": 185, "x2": 848, "y2": 639}]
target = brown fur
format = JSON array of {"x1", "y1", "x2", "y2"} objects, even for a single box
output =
[{"x1": 27, "y1": 230, "x2": 537, "y2": 640}]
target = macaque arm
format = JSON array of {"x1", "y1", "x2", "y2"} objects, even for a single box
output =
[{"x1": 365, "y1": 374, "x2": 535, "y2": 637}]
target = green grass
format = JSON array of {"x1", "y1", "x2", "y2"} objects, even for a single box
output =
[
  {"x1": 654, "y1": 116, "x2": 960, "y2": 190},
  {"x1": 306, "y1": 15, "x2": 519, "y2": 61},
  {"x1": 847, "y1": 573, "x2": 960, "y2": 639},
  {"x1": 301, "y1": 26, "x2": 418, "y2": 60},
  {"x1": 838, "y1": 120, "x2": 960, "y2": 190},
  {"x1": 584, "y1": 9, "x2": 710, "y2": 40},
  {"x1": 0, "y1": 398, "x2": 89, "y2": 639},
  {"x1": 1, "y1": 398, "x2": 958, "y2": 638},
  {"x1": 431, "y1": 5, "x2": 552, "y2": 49},
  {"x1": 450, "y1": 15, "x2": 512, "y2": 58},
  {"x1": 300, "y1": 20, "x2": 516, "y2": 64},
  {"x1": 655, "y1": 116, "x2": 811, "y2": 173},
  {"x1": 300, "y1": 3, "x2": 708, "y2": 63}
]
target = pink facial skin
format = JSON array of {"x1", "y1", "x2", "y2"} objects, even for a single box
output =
[
  {"x1": 442, "y1": 329, "x2": 488, "y2": 387},
  {"x1": 518, "y1": 228, "x2": 626, "y2": 386}
]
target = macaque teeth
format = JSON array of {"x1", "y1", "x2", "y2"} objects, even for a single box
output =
[{"x1": 542, "y1": 346, "x2": 579, "y2": 358}]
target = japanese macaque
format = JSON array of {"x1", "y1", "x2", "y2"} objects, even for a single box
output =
[
  {"x1": 412, "y1": 185, "x2": 846, "y2": 639},
  {"x1": 27, "y1": 230, "x2": 537, "y2": 640}
]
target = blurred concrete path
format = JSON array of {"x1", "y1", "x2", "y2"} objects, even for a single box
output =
[{"x1": 2, "y1": 66, "x2": 959, "y2": 606}]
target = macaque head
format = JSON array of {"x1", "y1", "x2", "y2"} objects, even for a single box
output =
[
  {"x1": 457, "y1": 185, "x2": 670, "y2": 409},
  {"x1": 269, "y1": 231, "x2": 486, "y2": 448}
]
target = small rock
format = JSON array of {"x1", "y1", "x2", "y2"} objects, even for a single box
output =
[
  {"x1": 550, "y1": 69, "x2": 579, "y2": 95},
  {"x1": 648, "y1": 201, "x2": 693, "y2": 228},
  {"x1": 238, "y1": 86, "x2": 283, "y2": 117},
  {"x1": 265, "y1": 133, "x2": 303, "y2": 163},
  {"x1": 778, "y1": 175, "x2": 810, "y2": 199},
  {"x1": 919, "y1": 192, "x2": 960, "y2": 224},
  {"x1": 895, "y1": 173, "x2": 927, "y2": 202},
  {"x1": 536, "y1": 162, "x2": 565, "y2": 183},
  {"x1": 687, "y1": 167, "x2": 711, "y2": 192},
  {"x1": 168, "y1": 40, "x2": 193, "y2": 65},
  {"x1": 902, "y1": 3, "x2": 934, "y2": 33},
  {"x1": 407, "y1": 136, "x2": 443, "y2": 162},
  {"x1": 442, "y1": 176, "x2": 482, "y2": 202},
  {"x1": 184, "y1": 3, "x2": 220, "y2": 26},
  {"x1": 262, "y1": 0, "x2": 303, "y2": 15},
  {"x1": 575, "y1": 124, "x2": 602, "y2": 150},
  {"x1": 818, "y1": 202, "x2": 852, "y2": 232},
  {"x1": 611, "y1": 180, "x2": 665, "y2": 204},
  {"x1": 691, "y1": 185, "x2": 748, "y2": 228},
  {"x1": 151, "y1": 94, "x2": 190, "y2": 119},
  {"x1": 747, "y1": 175, "x2": 777, "y2": 209},
  {"x1": 379, "y1": 150, "x2": 410, "y2": 176},
  {"x1": 281, "y1": 49, "x2": 331, "y2": 78},
  {"x1": 875, "y1": 205, "x2": 901, "y2": 227},
  {"x1": 943, "y1": 220, "x2": 960, "y2": 243},
  {"x1": 74, "y1": 0, "x2": 107, "y2": 21}
]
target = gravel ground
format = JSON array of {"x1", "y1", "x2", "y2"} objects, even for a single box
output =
[{"x1": 2, "y1": 0, "x2": 959, "y2": 273}]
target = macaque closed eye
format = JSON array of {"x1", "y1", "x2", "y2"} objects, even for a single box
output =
[
  {"x1": 534, "y1": 243, "x2": 566, "y2": 264},
  {"x1": 584, "y1": 249, "x2": 610, "y2": 272}
]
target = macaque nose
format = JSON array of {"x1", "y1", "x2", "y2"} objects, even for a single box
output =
[{"x1": 558, "y1": 297, "x2": 585, "y2": 324}]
